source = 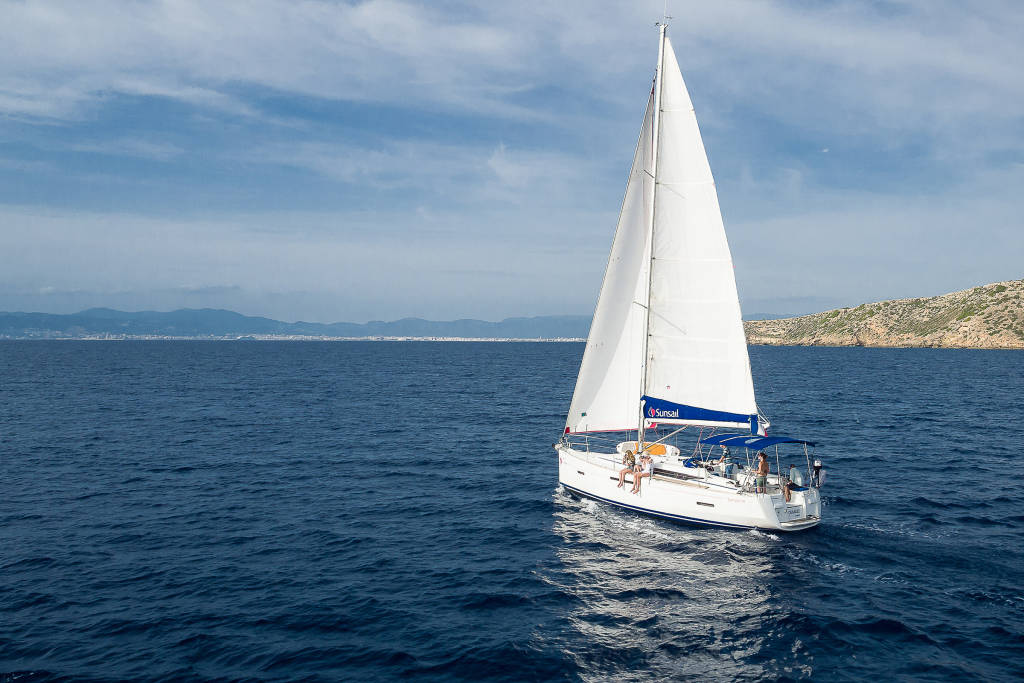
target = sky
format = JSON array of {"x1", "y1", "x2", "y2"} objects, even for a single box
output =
[{"x1": 0, "y1": 0, "x2": 1021, "y2": 323}]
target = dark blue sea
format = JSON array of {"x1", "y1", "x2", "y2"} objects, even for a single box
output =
[{"x1": 2, "y1": 341, "x2": 1022, "y2": 681}]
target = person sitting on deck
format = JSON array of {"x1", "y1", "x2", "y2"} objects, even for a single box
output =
[
  {"x1": 631, "y1": 453, "x2": 653, "y2": 494},
  {"x1": 617, "y1": 450, "x2": 636, "y2": 488},
  {"x1": 784, "y1": 464, "x2": 796, "y2": 502},
  {"x1": 755, "y1": 452, "x2": 769, "y2": 494}
]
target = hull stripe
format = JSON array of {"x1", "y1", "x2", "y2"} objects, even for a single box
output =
[{"x1": 559, "y1": 482, "x2": 754, "y2": 529}]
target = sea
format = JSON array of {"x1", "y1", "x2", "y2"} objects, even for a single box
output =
[{"x1": 1, "y1": 341, "x2": 1022, "y2": 681}]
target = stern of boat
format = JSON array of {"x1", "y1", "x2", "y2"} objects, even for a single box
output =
[{"x1": 768, "y1": 486, "x2": 821, "y2": 531}]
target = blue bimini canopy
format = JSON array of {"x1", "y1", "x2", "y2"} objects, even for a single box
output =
[{"x1": 700, "y1": 434, "x2": 817, "y2": 450}]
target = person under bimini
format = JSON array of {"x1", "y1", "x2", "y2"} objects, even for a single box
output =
[
  {"x1": 617, "y1": 450, "x2": 636, "y2": 488},
  {"x1": 784, "y1": 463, "x2": 797, "y2": 502},
  {"x1": 632, "y1": 453, "x2": 653, "y2": 494},
  {"x1": 755, "y1": 451, "x2": 769, "y2": 494}
]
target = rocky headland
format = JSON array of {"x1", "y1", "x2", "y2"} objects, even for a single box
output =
[{"x1": 745, "y1": 280, "x2": 1024, "y2": 349}]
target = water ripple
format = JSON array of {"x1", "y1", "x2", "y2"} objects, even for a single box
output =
[{"x1": 1, "y1": 342, "x2": 1022, "y2": 681}]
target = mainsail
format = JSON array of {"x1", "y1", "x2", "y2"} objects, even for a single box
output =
[
  {"x1": 566, "y1": 32, "x2": 759, "y2": 435},
  {"x1": 641, "y1": 37, "x2": 758, "y2": 431}
]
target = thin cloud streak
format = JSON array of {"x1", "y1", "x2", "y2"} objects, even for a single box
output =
[{"x1": 3, "y1": 1, "x2": 1019, "y2": 136}]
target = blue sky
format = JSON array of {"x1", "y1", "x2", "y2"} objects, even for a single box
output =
[{"x1": 1, "y1": 0, "x2": 1021, "y2": 322}]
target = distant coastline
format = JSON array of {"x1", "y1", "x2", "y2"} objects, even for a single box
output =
[
  {"x1": 3, "y1": 278, "x2": 1021, "y2": 347},
  {"x1": 21, "y1": 335, "x2": 586, "y2": 342},
  {"x1": 0, "y1": 309, "x2": 591, "y2": 341}
]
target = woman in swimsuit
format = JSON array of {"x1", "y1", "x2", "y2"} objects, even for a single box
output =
[
  {"x1": 617, "y1": 450, "x2": 636, "y2": 488},
  {"x1": 632, "y1": 454, "x2": 653, "y2": 494}
]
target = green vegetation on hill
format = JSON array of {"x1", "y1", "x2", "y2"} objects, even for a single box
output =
[{"x1": 744, "y1": 280, "x2": 1024, "y2": 349}]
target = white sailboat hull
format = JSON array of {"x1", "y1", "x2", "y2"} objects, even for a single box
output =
[{"x1": 557, "y1": 445, "x2": 820, "y2": 532}]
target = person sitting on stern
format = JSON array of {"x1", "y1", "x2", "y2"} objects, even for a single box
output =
[
  {"x1": 617, "y1": 450, "x2": 636, "y2": 488},
  {"x1": 784, "y1": 464, "x2": 796, "y2": 502}
]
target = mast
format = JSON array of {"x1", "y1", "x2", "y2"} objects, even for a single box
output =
[{"x1": 637, "y1": 22, "x2": 667, "y2": 446}]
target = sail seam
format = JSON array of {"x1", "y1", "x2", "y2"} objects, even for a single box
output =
[{"x1": 658, "y1": 180, "x2": 715, "y2": 186}]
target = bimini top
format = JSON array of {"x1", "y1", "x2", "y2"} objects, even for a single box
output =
[{"x1": 700, "y1": 434, "x2": 817, "y2": 449}]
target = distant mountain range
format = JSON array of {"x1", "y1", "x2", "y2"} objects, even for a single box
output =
[
  {"x1": 0, "y1": 308, "x2": 592, "y2": 339},
  {"x1": 5, "y1": 279, "x2": 1021, "y2": 346}
]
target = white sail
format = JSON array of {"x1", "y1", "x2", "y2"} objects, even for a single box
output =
[
  {"x1": 643, "y1": 37, "x2": 758, "y2": 430},
  {"x1": 565, "y1": 92, "x2": 656, "y2": 434}
]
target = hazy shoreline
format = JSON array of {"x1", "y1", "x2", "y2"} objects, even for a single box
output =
[
  {"x1": 4, "y1": 278, "x2": 1021, "y2": 347},
  {"x1": 3, "y1": 336, "x2": 1020, "y2": 348},
  {"x1": 0, "y1": 335, "x2": 587, "y2": 342}
]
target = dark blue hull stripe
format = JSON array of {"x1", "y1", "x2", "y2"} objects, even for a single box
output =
[{"x1": 559, "y1": 482, "x2": 754, "y2": 530}]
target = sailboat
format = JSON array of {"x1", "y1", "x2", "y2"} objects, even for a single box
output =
[{"x1": 556, "y1": 24, "x2": 824, "y2": 531}]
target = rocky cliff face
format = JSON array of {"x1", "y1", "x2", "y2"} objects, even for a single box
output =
[{"x1": 744, "y1": 280, "x2": 1024, "y2": 349}]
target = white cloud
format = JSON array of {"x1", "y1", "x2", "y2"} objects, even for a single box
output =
[
  {"x1": 0, "y1": 0, "x2": 550, "y2": 120},
  {"x1": 731, "y1": 162, "x2": 1024, "y2": 304},
  {"x1": 3, "y1": 162, "x2": 1019, "y2": 320},
  {"x1": 0, "y1": 1, "x2": 1021, "y2": 318},
  {"x1": 0, "y1": 202, "x2": 613, "y2": 320},
  {"x1": 240, "y1": 138, "x2": 590, "y2": 208},
  {"x1": 2, "y1": 1, "x2": 1018, "y2": 172}
]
